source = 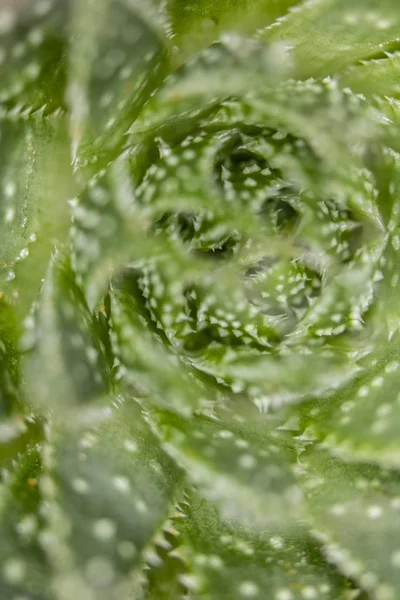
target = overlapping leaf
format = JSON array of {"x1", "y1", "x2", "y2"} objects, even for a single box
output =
[
  {"x1": 301, "y1": 445, "x2": 400, "y2": 600},
  {"x1": 151, "y1": 405, "x2": 302, "y2": 528},
  {"x1": 0, "y1": 399, "x2": 183, "y2": 600},
  {"x1": 144, "y1": 493, "x2": 363, "y2": 600},
  {"x1": 262, "y1": 0, "x2": 400, "y2": 79},
  {"x1": 1, "y1": 1, "x2": 400, "y2": 599}
]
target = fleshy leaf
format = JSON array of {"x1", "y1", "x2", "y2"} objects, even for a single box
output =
[
  {"x1": 166, "y1": 0, "x2": 301, "y2": 62},
  {"x1": 0, "y1": 114, "x2": 74, "y2": 319},
  {"x1": 339, "y1": 52, "x2": 400, "y2": 100},
  {"x1": 24, "y1": 257, "x2": 111, "y2": 414},
  {"x1": 1, "y1": 1, "x2": 400, "y2": 599},
  {"x1": 144, "y1": 492, "x2": 364, "y2": 600},
  {"x1": 46, "y1": 399, "x2": 183, "y2": 599},
  {"x1": 0, "y1": 445, "x2": 52, "y2": 599},
  {"x1": 301, "y1": 445, "x2": 400, "y2": 600},
  {"x1": 151, "y1": 406, "x2": 302, "y2": 528},
  {"x1": 285, "y1": 331, "x2": 400, "y2": 467},
  {"x1": 67, "y1": 0, "x2": 170, "y2": 172},
  {"x1": 109, "y1": 285, "x2": 212, "y2": 416},
  {"x1": 0, "y1": 301, "x2": 21, "y2": 416},
  {"x1": 0, "y1": 0, "x2": 69, "y2": 114},
  {"x1": 0, "y1": 398, "x2": 182, "y2": 600},
  {"x1": 262, "y1": 0, "x2": 400, "y2": 79}
]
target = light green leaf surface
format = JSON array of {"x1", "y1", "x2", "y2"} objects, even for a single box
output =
[
  {"x1": 144, "y1": 493, "x2": 364, "y2": 600},
  {"x1": 1, "y1": 1, "x2": 400, "y2": 598},
  {"x1": 152, "y1": 407, "x2": 302, "y2": 528},
  {"x1": 283, "y1": 332, "x2": 400, "y2": 467},
  {"x1": 301, "y1": 446, "x2": 400, "y2": 600},
  {"x1": 68, "y1": 0, "x2": 170, "y2": 172},
  {"x1": 263, "y1": 0, "x2": 400, "y2": 79},
  {"x1": 0, "y1": 0, "x2": 69, "y2": 115},
  {"x1": 24, "y1": 257, "x2": 110, "y2": 414},
  {"x1": 0, "y1": 446, "x2": 52, "y2": 600},
  {"x1": 166, "y1": 0, "x2": 301, "y2": 62},
  {"x1": 0, "y1": 115, "x2": 74, "y2": 319},
  {"x1": 0, "y1": 399, "x2": 183, "y2": 600}
]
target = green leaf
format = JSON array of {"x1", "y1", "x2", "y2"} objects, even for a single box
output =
[
  {"x1": 0, "y1": 114, "x2": 74, "y2": 319},
  {"x1": 0, "y1": 445, "x2": 52, "y2": 600},
  {"x1": 0, "y1": 399, "x2": 182, "y2": 600},
  {"x1": 46, "y1": 399, "x2": 183, "y2": 599},
  {"x1": 0, "y1": 0, "x2": 69, "y2": 114},
  {"x1": 301, "y1": 445, "x2": 400, "y2": 600},
  {"x1": 152, "y1": 406, "x2": 302, "y2": 528},
  {"x1": 24, "y1": 257, "x2": 111, "y2": 415},
  {"x1": 2, "y1": 1, "x2": 400, "y2": 598},
  {"x1": 339, "y1": 52, "x2": 400, "y2": 100},
  {"x1": 144, "y1": 492, "x2": 363, "y2": 600},
  {"x1": 166, "y1": 0, "x2": 301, "y2": 62},
  {"x1": 166, "y1": 0, "x2": 299, "y2": 37},
  {"x1": 285, "y1": 331, "x2": 400, "y2": 467},
  {"x1": 110, "y1": 286, "x2": 211, "y2": 416},
  {"x1": 0, "y1": 301, "x2": 21, "y2": 416},
  {"x1": 262, "y1": 0, "x2": 400, "y2": 79},
  {"x1": 67, "y1": 0, "x2": 170, "y2": 173}
]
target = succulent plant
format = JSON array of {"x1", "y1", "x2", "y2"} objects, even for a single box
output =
[{"x1": 2, "y1": 0, "x2": 400, "y2": 598}]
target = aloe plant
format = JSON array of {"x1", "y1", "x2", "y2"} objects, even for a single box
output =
[{"x1": 2, "y1": 0, "x2": 400, "y2": 598}]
